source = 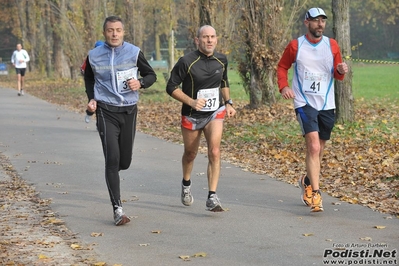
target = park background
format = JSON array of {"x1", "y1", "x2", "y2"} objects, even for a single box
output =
[
  {"x1": 0, "y1": 0, "x2": 398, "y2": 216},
  {"x1": 0, "y1": 0, "x2": 398, "y2": 80}
]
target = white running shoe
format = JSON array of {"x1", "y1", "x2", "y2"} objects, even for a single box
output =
[
  {"x1": 114, "y1": 206, "x2": 130, "y2": 226},
  {"x1": 206, "y1": 194, "x2": 224, "y2": 212},
  {"x1": 181, "y1": 183, "x2": 194, "y2": 206},
  {"x1": 85, "y1": 115, "x2": 91, "y2": 123}
]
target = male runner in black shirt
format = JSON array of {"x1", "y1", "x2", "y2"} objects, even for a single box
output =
[{"x1": 166, "y1": 25, "x2": 236, "y2": 212}]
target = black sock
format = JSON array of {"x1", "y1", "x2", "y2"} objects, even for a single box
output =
[
  {"x1": 312, "y1": 190, "x2": 321, "y2": 194},
  {"x1": 208, "y1": 191, "x2": 216, "y2": 199},
  {"x1": 304, "y1": 176, "x2": 311, "y2": 186},
  {"x1": 182, "y1": 179, "x2": 191, "y2": 186}
]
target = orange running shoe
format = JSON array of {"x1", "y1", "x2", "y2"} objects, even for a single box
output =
[
  {"x1": 310, "y1": 191, "x2": 324, "y2": 212},
  {"x1": 298, "y1": 175, "x2": 312, "y2": 206}
]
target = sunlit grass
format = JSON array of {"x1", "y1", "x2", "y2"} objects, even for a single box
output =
[
  {"x1": 352, "y1": 63, "x2": 399, "y2": 100},
  {"x1": 139, "y1": 63, "x2": 399, "y2": 105}
]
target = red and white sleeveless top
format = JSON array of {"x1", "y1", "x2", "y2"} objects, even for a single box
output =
[{"x1": 292, "y1": 35, "x2": 335, "y2": 111}]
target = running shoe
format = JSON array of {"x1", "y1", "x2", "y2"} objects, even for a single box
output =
[
  {"x1": 114, "y1": 206, "x2": 130, "y2": 226},
  {"x1": 21, "y1": 89, "x2": 24, "y2": 96},
  {"x1": 310, "y1": 191, "x2": 324, "y2": 212},
  {"x1": 85, "y1": 115, "x2": 91, "y2": 123},
  {"x1": 206, "y1": 194, "x2": 224, "y2": 212},
  {"x1": 298, "y1": 175, "x2": 312, "y2": 206},
  {"x1": 18, "y1": 91, "x2": 21, "y2": 96},
  {"x1": 181, "y1": 183, "x2": 193, "y2": 206}
]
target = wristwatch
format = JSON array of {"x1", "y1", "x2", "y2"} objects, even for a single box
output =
[
  {"x1": 139, "y1": 78, "x2": 145, "y2": 88},
  {"x1": 225, "y1": 99, "x2": 233, "y2": 106}
]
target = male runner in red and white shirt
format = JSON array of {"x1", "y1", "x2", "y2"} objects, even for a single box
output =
[{"x1": 277, "y1": 7, "x2": 348, "y2": 212}]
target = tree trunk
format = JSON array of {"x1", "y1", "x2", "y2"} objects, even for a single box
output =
[
  {"x1": 123, "y1": 0, "x2": 135, "y2": 44},
  {"x1": 168, "y1": 29, "x2": 174, "y2": 73},
  {"x1": 51, "y1": 0, "x2": 71, "y2": 78},
  {"x1": 83, "y1": 0, "x2": 97, "y2": 51},
  {"x1": 153, "y1": 8, "x2": 162, "y2": 60},
  {"x1": 249, "y1": 64, "x2": 262, "y2": 108},
  {"x1": 15, "y1": 0, "x2": 28, "y2": 70},
  {"x1": 15, "y1": 0, "x2": 27, "y2": 43},
  {"x1": 102, "y1": 0, "x2": 108, "y2": 17},
  {"x1": 236, "y1": 0, "x2": 301, "y2": 109},
  {"x1": 332, "y1": 0, "x2": 354, "y2": 123},
  {"x1": 199, "y1": 0, "x2": 212, "y2": 26},
  {"x1": 44, "y1": 2, "x2": 53, "y2": 78},
  {"x1": 25, "y1": 0, "x2": 35, "y2": 72},
  {"x1": 263, "y1": 70, "x2": 276, "y2": 105}
]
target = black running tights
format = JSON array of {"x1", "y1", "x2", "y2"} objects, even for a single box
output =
[{"x1": 96, "y1": 105, "x2": 137, "y2": 208}]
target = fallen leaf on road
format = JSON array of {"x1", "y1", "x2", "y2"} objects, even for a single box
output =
[
  {"x1": 93, "y1": 262, "x2": 106, "y2": 266},
  {"x1": 179, "y1": 255, "x2": 190, "y2": 261},
  {"x1": 71, "y1": 244, "x2": 81, "y2": 250},
  {"x1": 47, "y1": 218, "x2": 64, "y2": 225},
  {"x1": 130, "y1": 195, "x2": 139, "y2": 201},
  {"x1": 374, "y1": 225, "x2": 386, "y2": 229},
  {"x1": 91, "y1": 232, "x2": 103, "y2": 237},
  {"x1": 360, "y1": 237, "x2": 372, "y2": 241},
  {"x1": 192, "y1": 252, "x2": 207, "y2": 258}
]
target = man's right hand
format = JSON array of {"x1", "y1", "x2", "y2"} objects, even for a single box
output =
[
  {"x1": 191, "y1": 98, "x2": 207, "y2": 111},
  {"x1": 87, "y1": 99, "x2": 97, "y2": 113}
]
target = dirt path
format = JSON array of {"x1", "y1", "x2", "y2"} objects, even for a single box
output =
[{"x1": 0, "y1": 153, "x2": 104, "y2": 266}]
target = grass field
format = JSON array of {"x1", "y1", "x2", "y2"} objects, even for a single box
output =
[
  {"x1": 351, "y1": 63, "x2": 399, "y2": 100},
  {"x1": 144, "y1": 62, "x2": 399, "y2": 104}
]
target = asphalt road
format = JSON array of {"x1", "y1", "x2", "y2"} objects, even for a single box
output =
[{"x1": 0, "y1": 87, "x2": 398, "y2": 266}]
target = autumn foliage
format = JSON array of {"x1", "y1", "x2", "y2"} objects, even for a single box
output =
[{"x1": 0, "y1": 78, "x2": 398, "y2": 216}]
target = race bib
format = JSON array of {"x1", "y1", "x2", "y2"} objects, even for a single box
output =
[
  {"x1": 116, "y1": 67, "x2": 138, "y2": 94},
  {"x1": 303, "y1": 71, "x2": 328, "y2": 95},
  {"x1": 197, "y1": 87, "x2": 220, "y2": 112}
]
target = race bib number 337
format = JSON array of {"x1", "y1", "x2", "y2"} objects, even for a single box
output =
[{"x1": 197, "y1": 87, "x2": 219, "y2": 112}]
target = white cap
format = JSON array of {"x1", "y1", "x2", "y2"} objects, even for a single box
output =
[{"x1": 305, "y1": 7, "x2": 327, "y2": 20}]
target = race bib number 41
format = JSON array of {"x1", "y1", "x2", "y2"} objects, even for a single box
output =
[
  {"x1": 303, "y1": 71, "x2": 328, "y2": 96},
  {"x1": 116, "y1": 67, "x2": 138, "y2": 94},
  {"x1": 197, "y1": 87, "x2": 219, "y2": 112}
]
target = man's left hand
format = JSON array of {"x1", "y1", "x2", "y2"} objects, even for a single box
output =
[
  {"x1": 225, "y1": 104, "x2": 236, "y2": 118},
  {"x1": 337, "y1": 63, "x2": 348, "y2": 74},
  {"x1": 127, "y1": 79, "x2": 141, "y2": 91}
]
